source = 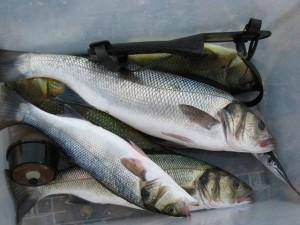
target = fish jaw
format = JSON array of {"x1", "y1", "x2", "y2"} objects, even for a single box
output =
[
  {"x1": 259, "y1": 137, "x2": 276, "y2": 152},
  {"x1": 218, "y1": 103, "x2": 275, "y2": 153},
  {"x1": 142, "y1": 182, "x2": 197, "y2": 217}
]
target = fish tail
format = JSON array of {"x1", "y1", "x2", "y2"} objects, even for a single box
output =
[
  {"x1": 0, "y1": 49, "x2": 27, "y2": 82},
  {"x1": 0, "y1": 85, "x2": 26, "y2": 129},
  {"x1": 6, "y1": 171, "x2": 41, "y2": 223}
]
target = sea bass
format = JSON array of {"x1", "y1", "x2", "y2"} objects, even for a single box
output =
[
  {"x1": 0, "y1": 85, "x2": 198, "y2": 216},
  {"x1": 10, "y1": 78, "x2": 296, "y2": 194},
  {"x1": 8, "y1": 79, "x2": 163, "y2": 151},
  {"x1": 9, "y1": 154, "x2": 252, "y2": 222},
  {"x1": 0, "y1": 50, "x2": 274, "y2": 153},
  {"x1": 128, "y1": 43, "x2": 259, "y2": 94}
]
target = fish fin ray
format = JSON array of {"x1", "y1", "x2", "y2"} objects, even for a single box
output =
[
  {"x1": 57, "y1": 85, "x2": 93, "y2": 108},
  {"x1": 0, "y1": 85, "x2": 26, "y2": 130},
  {"x1": 129, "y1": 141, "x2": 148, "y2": 157},
  {"x1": 61, "y1": 104, "x2": 87, "y2": 121},
  {"x1": 0, "y1": 49, "x2": 26, "y2": 82},
  {"x1": 179, "y1": 104, "x2": 219, "y2": 129},
  {"x1": 161, "y1": 132, "x2": 193, "y2": 144},
  {"x1": 65, "y1": 195, "x2": 92, "y2": 205},
  {"x1": 120, "y1": 158, "x2": 147, "y2": 181}
]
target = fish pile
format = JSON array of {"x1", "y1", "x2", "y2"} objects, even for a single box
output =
[{"x1": 0, "y1": 43, "x2": 296, "y2": 223}]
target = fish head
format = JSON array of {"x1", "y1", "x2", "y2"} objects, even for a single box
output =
[
  {"x1": 255, "y1": 152, "x2": 300, "y2": 196},
  {"x1": 219, "y1": 102, "x2": 275, "y2": 153},
  {"x1": 194, "y1": 169, "x2": 253, "y2": 208},
  {"x1": 141, "y1": 180, "x2": 196, "y2": 216},
  {"x1": 227, "y1": 55, "x2": 259, "y2": 93}
]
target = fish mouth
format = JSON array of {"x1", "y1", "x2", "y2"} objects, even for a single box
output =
[
  {"x1": 176, "y1": 201, "x2": 191, "y2": 217},
  {"x1": 237, "y1": 195, "x2": 253, "y2": 204},
  {"x1": 267, "y1": 152, "x2": 300, "y2": 196},
  {"x1": 259, "y1": 138, "x2": 275, "y2": 152}
]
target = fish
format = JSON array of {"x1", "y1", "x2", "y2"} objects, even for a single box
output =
[
  {"x1": 127, "y1": 44, "x2": 260, "y2": 94},
  {"x1": 254, "y1": 152, "x2": 300, "y2": 196},
  {"x1": 9, "y1": 78, "x2": 293, "y2": 194},
  {"x1": 8, "y1": 79, "x2": 164, "y2": 151},
  {"x1": 0, "y1": 85, "x2": 198, "y2": 217},
  {"x1": 8, "y1": 154, "x2": 253, "y2": 222},
  {"x1": 0, "y1": 49, "x2": 274, "y2": 153}
]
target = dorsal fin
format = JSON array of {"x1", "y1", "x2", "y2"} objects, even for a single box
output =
[{"x1": 57, "y1": 86, "x2": 93, "y2": 108}]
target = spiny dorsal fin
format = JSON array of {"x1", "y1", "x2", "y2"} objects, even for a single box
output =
[
  {"x1": 129, "y1": 141, "x2": 148, "y2": 157},
  {"x1": 65, "y1": 195, "x2": 92, "y2": 205},
  {"x1": 57, "y1": 85, "x2": 93, "y2": 108}
]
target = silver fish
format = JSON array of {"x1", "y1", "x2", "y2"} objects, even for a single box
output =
[
  {"x1": 0, "y1": 50, "x2": 274, "y2": 153},
  {"x1": 254, "y1": 152, "x2": 300, "y2": 196},
  {"x1": 0, "y1": 85, "x2": 197, "y2": 217},
  {"x1": 9, "y1": 154, "x2": 252, "y2": 222}
]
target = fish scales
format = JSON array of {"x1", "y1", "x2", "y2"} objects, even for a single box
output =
[
  {"x1": 20, "y1": 53, "x2": 232, "y2": 147},
  {"x1": 22, "y1": 106, "x2": 143, "y2": 207},
  {"x1": 0, "y1": 50, "x2": 275, "y2": 153}
]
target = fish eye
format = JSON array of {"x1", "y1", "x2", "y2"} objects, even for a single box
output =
[
  {"x1": 267, "y1": 157, "x2": 273, "y2": 165},
  {"x1": 257, "y1": 120, "x2": 265, "y2": 130},
  {"x1": 232, "y1": 179, "x2": 240, "y2": 190},
  {"x1": 165, "y1": 206, "x2": 177, "y2": 215}
]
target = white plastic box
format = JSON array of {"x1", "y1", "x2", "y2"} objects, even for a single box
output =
[{"x1": 0, "y1": 1, "x2": 299, "y2": 224}]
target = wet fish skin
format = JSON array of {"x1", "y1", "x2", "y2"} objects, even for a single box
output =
[
  {"x1": 9, "y1": 155, "x2": 253, "y2": 222},
  {"x1": 0, "y1": 85, "x2": 197, "y2": 217},
  {"x1": 8, "y1": 79, "x2": 285, "y2": 189},
  {"x1": 9, "y1": 78, "x2": 163, "y2": 151},
  {"x1": 128, "y1": 43, "x2": 259, "y2": 94},
  {"x1": 0, "y1": 50, "x2": 274, "y2": 153},
  {"x1": 254, "y1": 152, "x2": 300, "y2": 196}
]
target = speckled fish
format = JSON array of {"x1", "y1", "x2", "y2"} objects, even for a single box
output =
[
  {"x1": 9, "y1": 78, "x2": 292, "y2": 193},
  {"x1": 128, "y1": 43, "x2": 259, "y2": 94},
  {"x1": 0, "y1": 49, "x2": 274, "y2": 153},
  {"x1": 0, "y1": 85, "x2": 198, "y2": 217},
  {"x1": 7, "y1": 79, "x2": 163, "y2": 151},
  {"x1": 9, "y1": 154, "x2": 252, "y2": 222}
]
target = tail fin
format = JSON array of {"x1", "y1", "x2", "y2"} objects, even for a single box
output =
[
  {"x1": 0, "y1": 49, "x2": 27, "y2": 82},
  {"x1": 6, "y1": 170, "x2": 41, "y2": 223},
  {"x1": 0, "y1": 84, "x2": 26, "y2": 130}
]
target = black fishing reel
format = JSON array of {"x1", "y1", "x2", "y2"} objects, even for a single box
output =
[{"x1": 6, "y1": 140, "x2": 58, "y2": 186}]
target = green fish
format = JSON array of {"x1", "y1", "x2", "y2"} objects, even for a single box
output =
[
  {"x1": 9, "y1": 154, "x2": 253, "y2": 223},
  {"x1": 128, "y1": 43, "x2": 259, "y2": 94}
]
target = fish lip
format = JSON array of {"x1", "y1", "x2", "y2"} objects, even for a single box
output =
[
  {"x1": 177, "y1": 201, "x2": 191, "y2": 217},
  {"x1": 237, "y1": 193, "x2": 253, "y2": 204},
  {"x1": 259, "y1": 138, "x2": 275, "y2": 151}
]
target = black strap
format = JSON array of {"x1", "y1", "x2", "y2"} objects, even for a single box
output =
[
  {"x1": 87, "y1": 18, "x2": 269, "y2": 106},
  {"x1": 89, "y1": 34, "x2": 205, "y2": 57},
  {"x1": 241, "y1": 59, "x2": 264, "y2": 107}
]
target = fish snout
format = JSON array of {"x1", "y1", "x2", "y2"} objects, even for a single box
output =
[
  {"x1": 259, "y1": 137, "x2": 276, "y2": 152},
  {"x1": 237, "y1": 194, "x2": 253, "y2": 204},
  {"x1": 176, "y1": 201, "x2": 191, "y2": 217}
]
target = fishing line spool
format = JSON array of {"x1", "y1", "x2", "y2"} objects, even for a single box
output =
[{"x1": 6, "y1": 140, "x2": 58, "y2": 186}]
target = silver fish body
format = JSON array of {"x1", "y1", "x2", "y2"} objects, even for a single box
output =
[
  {"x1": 9, "y1": 155, "x2": 253, "y2": 222},
  {"x1": 0, "y1": 50, "x2": 274, "y2": 153},
  {"x1": 0, "y1": 85, "x2": 197, "y2": 217}
]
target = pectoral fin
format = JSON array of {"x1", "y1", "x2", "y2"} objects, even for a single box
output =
[
  {"x1": 179, "y1": 104, "x2": 219, "y2": 129},
  {"x1": 121, "y1": 158, "x2": 147, "y2": 181},
  {"x1": 129, "y1": 141, "x2": 148, "y2": 157}
]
